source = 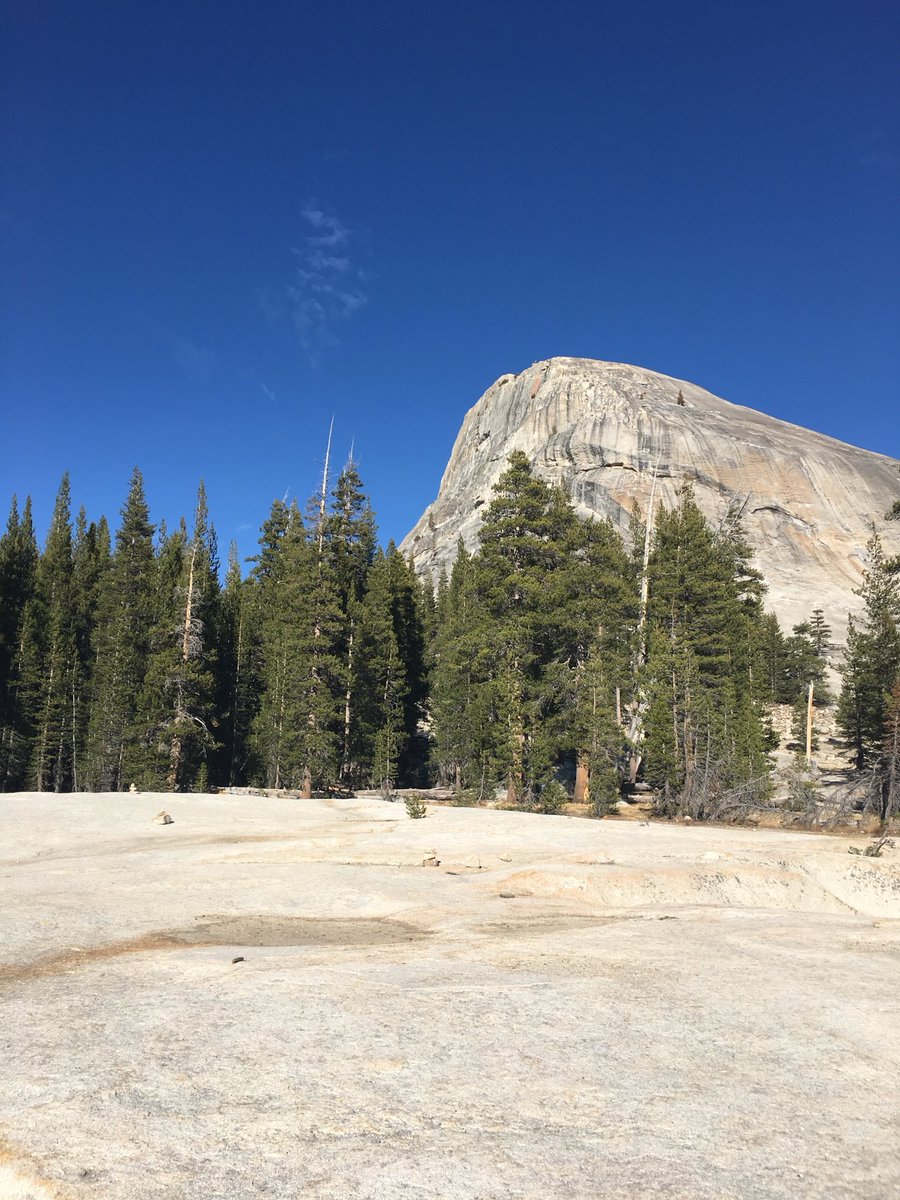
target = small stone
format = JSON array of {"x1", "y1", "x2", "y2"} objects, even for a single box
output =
[
  {"x1": 231, "y1": 956, "x2": 245, "y2": 964},
  {"x1": 153, "y1": 811, "x2": 174, "y2": 825},
  {"x1": 129, "y1": 783, "x2": 138, "y2": 794},
  {"x1": 499, "y1": 854, "x2": 512, "y2": 862}
]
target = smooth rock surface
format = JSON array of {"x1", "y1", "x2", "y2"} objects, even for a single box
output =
[
  {"x1": 401, "y1": 358, "x2": 900, "y2": 642},
  {"x1": 2, "y1": 791, "x2": 900, "y2": 1198}
]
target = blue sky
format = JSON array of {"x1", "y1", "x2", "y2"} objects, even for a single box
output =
[{"x1": 2, "y1": 0, "x2": 898, "y2": 565}]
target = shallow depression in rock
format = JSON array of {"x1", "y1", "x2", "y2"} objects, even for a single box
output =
[{"x1": 177, "y1": 914, "x2": 427, "y2": 947}]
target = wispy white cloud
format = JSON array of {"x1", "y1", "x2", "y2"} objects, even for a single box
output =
[
  {"x1": 287, "y1": 201, "x2": 369, "y2": 363},
  {"x1": 173, "y1": 337, "x2": 217, "y2": 382},
  {"x1": 260, "y1": 382, "x2": 278, "y2": 404}
]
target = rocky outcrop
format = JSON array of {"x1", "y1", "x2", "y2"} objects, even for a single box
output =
[{"x1": 401, "y1": 358, "x2": 900, "y2": 643}]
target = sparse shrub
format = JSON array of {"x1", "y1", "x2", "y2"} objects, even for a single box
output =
[
  {"x1": 784, "y1": 761, "x2": 822, "y2": 815},
  {"x1": 590, "y1": 765, "x2": 621, "y2": 818},
  {"x1": 404, "y1": 793, "x2": 428, "y2": 819},
  {"x1": 849, "y1": 836, "x2": 894, "y2": 858},
  {"x1": 532, "y1": 780, "x2": 567, "y2": 815},
  {"x1": 451, "y1": 789, "x2": 480, "y2": 807}
]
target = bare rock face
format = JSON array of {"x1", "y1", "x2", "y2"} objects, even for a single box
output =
[{"x1": 401, "y1": 358, "x2": 900, "y2": 642}]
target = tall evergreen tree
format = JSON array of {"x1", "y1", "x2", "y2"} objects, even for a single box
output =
[
  {"x1": 557, "y1": 515, "x2": 636, "y2": 809},
  {"x1": 85, "y1": 469, "x2": 155, "y2": 790},
  {"x1": 216, "y1": 542, "x2": 254, "y2": 785},
  {"x1": 135, "y1": 483, "x2": 219, "y2": 790},
  {"x1": 326, "y1": 459, "x2": 377, "y2": 785},
  {"x1": 251, "y1": 499, "x2": 344, "y2": 792},
  {"x1": 0, "y1": 496, "x2": 39, "y2": 789},
  {"x1": 250, "y1": 500, "x2": 297, "y2": 788},
  {"x1": 469, "y1": 454, "x2": 577, "y2": 802},
  {"x1": 837, "y1": 529, "x2": 900, "y2": 771},
  {"x1": 70, "y1": 509, "x2": 111, "y2": 786},
  {"x1": 430, "y1": 544, "x2": 493, "y2": 791},
  {"x1": 352, "y1": 544, "x2": 428, "y2": 789},
  {"x1": 18, "y1": 476, "x2": 80, "y2": 790},
  {"x1": 642, "y1": 486, "x2": 771, "y2": 815}
]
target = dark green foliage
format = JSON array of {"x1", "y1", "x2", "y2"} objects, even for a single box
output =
[
  {"x1": 641, "y1": 486, "x2": 772, "y2": 817},
  {"x1": 352, "y1": 544, "x2": 427, "y2": 790},
  {"x1": 216, "y1": 542, "x2": 255, "y2": 786},
  {"x1": 837, "y1": 530, "x2": 900, "y2": 778},
  {"x1": 430, "y1": 454, "x2": 637, "y2": 808},
  {"x1": 251, "y1": 500, "x2": 345, "y2": 792},
  {"x1": 18, "y1": 476, "x2": 80, "y2": 790},
  {"x1": 326, "y1": 462, "x2": 378, "y2": 786},
  {"x1": 430, "y1": 544, "x2": 493, "y2": 793},
  {"x1": 404, "y1": 793, "x2": 427, "y2": 819},
  {"x1": 2, "y1": 453, "x2": 806, "y2": 820},
  {"x1": 85, "y1": 469, "x2": 156, "y2": 790},
  {"x1": 0, "y1": 496, "x2": 39, "y2": 788},
  {"x1": 133, "y1": 483, "x2": 219, "y2": 790}
]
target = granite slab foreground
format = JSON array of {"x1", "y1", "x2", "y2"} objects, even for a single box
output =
[{"x1": 1, "y1": 792, "x2": 898, "y2": 1199}]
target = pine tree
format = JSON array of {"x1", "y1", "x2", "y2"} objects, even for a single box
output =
[
  {"x1": 557, "y1": 515, "x2": 636, "y2": 806},
  {"x1": 353, "y1": 544, "x2": 428, "y2": 789},
  {"x1": 808, "y1": 609, "x2": 833, "y2": 657},
  {"x1": 19, "y1": 475, "x2": 80, "y2": 790},
  {"x1": 0, "y1": 496, "x2": 39, "y2": 789},
  {"x1": 250, "y1": 500, "x2": 297, "y2": 788},
  {"x1": 642, "y1": 486, "x2": 771, "y2": 815},
  {"x1": 837, "y1": 530, "x2": 900, "y2": 770},
  {"x1": 430, "y1": 543, "x2": 493, "y2": 792},
  {"x1": 217, "y1": 542, "x2": 254, "y2": 785},
  {"x1": 135, "y1": 483, "x2": 219, "y2": 790},
  {"x1": 468, "y1": 454, "x2": 577, "y2": 803},
  {"x1": 70, "y1": 509, "x2": 111, "y2": 786},
  {"x1": 85, "y1": 469, "x2": 155, "y2": 790},
  {"x1": 355, "y1": 551, "x2": 408, "y2": 792},
  {"x1": 326, "y1": 459, "x2": 377, "y2": 786},
  {"x1": 881, "y1": 679, "x2": 900, "y2": 820},
  {"x1": 780, "y1": 621, "x2": 833, "y2": 706},
  {"x1": 251, "y1": 499, "x2": 344, "y2": 793}
]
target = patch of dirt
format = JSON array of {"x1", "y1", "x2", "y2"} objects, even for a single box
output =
[
  {"x1": 477, "y1": 914, "x2": 612, "y2": 939},
  {"x1": 181, "y1": 915, "x2": 426, "y2": 947},
  {"x1": 0, "y1": 917, "x2": 428, "y2": 986}
]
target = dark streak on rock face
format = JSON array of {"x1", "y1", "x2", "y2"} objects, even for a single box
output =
[{"x1": 0, "y1": 918, "x2": 429, "y2": 985}]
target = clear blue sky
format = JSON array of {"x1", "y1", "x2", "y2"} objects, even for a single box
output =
[{"x1": 2, "y1": 0, "x2": 898, "y2": 566}]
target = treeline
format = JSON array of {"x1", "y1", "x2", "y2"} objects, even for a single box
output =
[{"x1": 1, "y1": 453, "x2": 897, "y2": 818}]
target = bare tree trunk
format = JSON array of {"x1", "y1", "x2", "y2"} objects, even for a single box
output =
[
  {"x1": 228, "y1": 604, "x2": 245, "y2": 786},
  {"x1": 806, "y1": 682, "x2": 815, "y2": 763},
  {"x1": 506, "y1": 657, "x2": 524, "y2": 805},
  {"x1": 627, "y1": 458, "x2": 660, "y2": 783},
  {"x1": 71, "y1": 674, "x2": 79, "y2": 792},
  {"x1": 273, "y1": 649, "x2": 286, "y2": 790},
  {"x1": 340, "y1": 618, "x2": 355, "y2": 785},
  {"x1": 303, "y1": 419, "x2": 334, "y2": 798},
  {"x1": 168, "y1": 542, "x2": 197, "y2": 791},
  {"x1": 574, "y1": 754, "x2": 590, "y2": 803},
  {"x1": 35, "y1": 659, "x2": 55, "y2": 792}
]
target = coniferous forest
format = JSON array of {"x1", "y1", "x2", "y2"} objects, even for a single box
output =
[{"x1": 1, "y1": 454, "x2": 898, "y2": 820}]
